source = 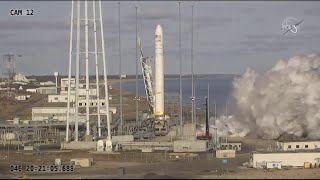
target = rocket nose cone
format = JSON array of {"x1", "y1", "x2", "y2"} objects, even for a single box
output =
[{"x1": 155, "y1": 24, "x2": 163, "y2": 35}]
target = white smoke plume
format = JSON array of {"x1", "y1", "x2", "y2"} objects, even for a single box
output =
[{"x1": 231, "y1": 54, "x2": 320, "y2": 139}]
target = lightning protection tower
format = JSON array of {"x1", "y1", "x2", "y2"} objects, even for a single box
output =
[
  {"x1": 65, "y1": 0, "x2": 112, "y2": 151},
  {"x1": 2, "y1": 54, "x2": 16, "y2": 84}
]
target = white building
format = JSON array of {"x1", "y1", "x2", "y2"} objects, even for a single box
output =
[
  {"x1": 60, "y1": 78, "x2": 76, "y2": 91},
  {"x1": 251, "y1": 151, "x2": 320, "y2": 168},
  {"x1": 48, "y1": 95, "x2": 107, "y2": 107},
  {"x1": 26, "y1": 88, "x2": 37, "y2": 93},
  {"x1": 32, "y1": 107, "x2": 84, "y2": 122},
  {"x1": 14, "y1": 73, "x2": 30, "y2": 84},
  {"x1": 59, "y1": 88, "x2": 97, "y2": 96},
  {"x1": 15, "y1": 95, "x2": 26, "y2": 101},
  {"x1": 220, "y1": 142, "x2": 242, "y2": 151},
  {"x1": 48, "y1": 94, "x2": 76, "y2": 103},
  {"x1": 36, "y1": 86, "x2": 57, "y2": 94},
  {"x1": 32, "y1": 106, "x2": 117, "y2": 122},
  {"x1": 40, "y1": 81, "x2": 55, "y2": 86},
  {"x1": 276, "y1": 141, "x2": 320, "y2": 151}
]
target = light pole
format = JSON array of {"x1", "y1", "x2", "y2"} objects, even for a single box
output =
[
  {"x1": 133, "y1": 96, "x2": 141, "y2": 122},
  {"x1": 190, "y1": 96, "x2": 195, "y2": 123},
  {"x1": 213, "y1": 127, "x2": 218, "y2": 150},
  {"x1": 135, "y1": 5, "x2": 139, "y2": 123},
  {"x1": 118, "y1": 1, "x2": 123, "y2": 135},
  {"x1": 191, "y1": 4, "x2": 195, "y2": 124},
  {"x1": 225, "y1": 124, "x2": 229, "y2": 146},
  {"x1": 178, "y1": 1, "x2": 183, "y2": 134}
]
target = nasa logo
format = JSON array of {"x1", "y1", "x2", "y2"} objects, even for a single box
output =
[{"x1": 281, "y1": 17, "x2": 303, "y2": 35}]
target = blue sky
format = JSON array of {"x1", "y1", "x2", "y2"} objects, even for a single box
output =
[{"x1": 0, "y1": 1, "x2": 319, "y2": 75}]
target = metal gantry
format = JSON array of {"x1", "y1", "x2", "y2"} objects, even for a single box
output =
[
  {"x1": 66, "y1": 0, "x2": 112, "y2": 144},
  {"x1": 138, "y1": 37, "x2": 155, "y2": 115}
]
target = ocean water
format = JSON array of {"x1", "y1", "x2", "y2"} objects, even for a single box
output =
[{"x1": 119, "y1": 76, "x2": 236, "y2": 115}]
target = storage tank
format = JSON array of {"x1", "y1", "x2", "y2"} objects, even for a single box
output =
[
  {"x1": 1, "y1": 133, "x2": 16, "y2": 141},
  {"x1": 97, "y1": 140, "x2": 105, "y2": 152}
]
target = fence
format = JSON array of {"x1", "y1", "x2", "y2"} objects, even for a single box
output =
[{"x1": 0, "y1": 151, "x2": 217, "y2": 165}]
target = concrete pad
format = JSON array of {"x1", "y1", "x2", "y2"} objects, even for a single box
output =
[
  {"x1": 88, "y1": 151, "x2": 121, "y2": 154},
  {"x1": 61, "y1": 141, "x2": 96, "y2": 150}
]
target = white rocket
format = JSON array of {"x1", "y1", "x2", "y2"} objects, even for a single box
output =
[{"x1": 155, "y1": 24, "x2": 164, "y2": 117}]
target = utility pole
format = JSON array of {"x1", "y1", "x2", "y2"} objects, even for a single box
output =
[{"x1": 205, "y1": 97, "x2": 209, "y2": 139}]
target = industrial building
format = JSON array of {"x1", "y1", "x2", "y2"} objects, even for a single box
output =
[
  {"x1": 48, "y1": 95, "x2": 105, "y2": 106},
  {"x1": 15, "y1": 95, "x2": 28, "y2": 101},
  {"x1": 13, "y1": 73, "x2": 30, "y2": 85},
  {"x1": 173, "y1": 140, "x2": 209, "y2": 152},
  {"x1": 32, "y1": 106, "x2": 116, "y2": 122},
  {"x1": 59, "y1": 88, "x2": 97, "y2": 96},
  {"x1": 32, "y1": 107, "x2": 84, "y2": 122},
  {"x1": 216, "y1": 149, "x2": 236, "y2": 158},
  {"x1": 36, "y1": 86, "x2": 58, "y2": 94},
  {"x1": 26, "y1": 88, "x2": 37, "y2": 93},
  {"x1": 40, "y1": 81, "x2": 55, "y2": 86},
  {"x1": 60, "y1": 78, "x2": 75, "y2": 91},
  {"x1": 70, "y1": 158, "x2": 94, "y2": 167},
  {"x1": 276, "y1": 141, "x2": 320, "y2": 151},
  {"x1": 220, "y1": 142, "x2": 242, "y2": 151},
  {"x1": 250, "y1": 151, "x2": 320, "y2": 168}
]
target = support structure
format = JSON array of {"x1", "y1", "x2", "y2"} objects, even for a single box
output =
[
  {"x1": 178, "y1": 1, "x2": 183, "y2": 133},
  {"x1": 66, "y1": 0, "x2": 112, "y2": 148},
  {"x1": 191, "y1": 4, "x2": 195, "y2": 124},
  {"x1": 118, "y1": 1, "x2": 123, "y2": 135},
  {"x1": 93, "y1": 0, "x2": 101, "y2": 137},
  {"x1": 135, "y1": 5, "x2": 139, "y2": 123},
  {"x1": 85, "y1": 0, "x2": 90, "y2": 136},
  {"x1": 65, "y1": 0, "x2": 74, "y2": 142},
  {"x1": 99, "y1": 0, "x2": 112, "y2": 151},
  {"x1": 138, "y1": 37, "x2": 155, "y2": 115}
]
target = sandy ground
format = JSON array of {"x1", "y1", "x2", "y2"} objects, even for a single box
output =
[
  {"x1": 1, "y1": 146, "x2": 320, "y2": 179},
  {"x1": 4, "y1": 159, "x2": 320, "y2": 179}
]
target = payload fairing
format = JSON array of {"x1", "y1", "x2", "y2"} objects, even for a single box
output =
[{"x1": 155, "y1": 24, "x2": 164, "y2": 117}]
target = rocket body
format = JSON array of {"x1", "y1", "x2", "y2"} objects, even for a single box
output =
[{"x1": 155, "y1": 24, "x2": 164, "y2": 116}]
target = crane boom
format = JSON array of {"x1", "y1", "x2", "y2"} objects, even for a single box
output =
[{"x1": 138, "y1": 37, "x2": 155, "y2": 116}]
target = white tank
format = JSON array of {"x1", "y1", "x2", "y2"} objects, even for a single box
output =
[
  {"x1": 105, "y1": 140, "x2": 113, "y2": 152},
  {"x1": 54, "y1": 72, "x2": 59, "y2": 77},
  {"x1": 1, "y1": 133, "x2": 16, "y2": 141},
  {"x1": 97, "y1": 140, "x2": 105, "y2": 152}
]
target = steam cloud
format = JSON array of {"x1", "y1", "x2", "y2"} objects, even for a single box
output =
[{"x1": 230, "y1": 54, "x2": 320, "y2": 139}]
